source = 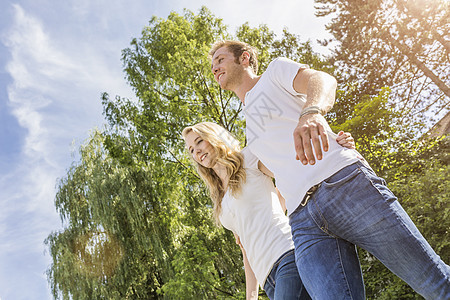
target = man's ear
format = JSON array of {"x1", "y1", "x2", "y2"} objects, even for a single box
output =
[{"x1": 240, "y1": 51, "x2": 250, "y2": 65}]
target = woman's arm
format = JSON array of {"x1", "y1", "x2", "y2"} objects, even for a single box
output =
[
  {"x1": 233, "y1": 233, "x2": 259, "y2": 300},
  {"x1": 257, "y1": 161, "x2": 274, "y2": 178},
  {"x1": 275, "y1": 187, "x2": 287, "y2": 213},
  {"x1": 257, "y1": 163, "x2": 286, "y2": 213}
]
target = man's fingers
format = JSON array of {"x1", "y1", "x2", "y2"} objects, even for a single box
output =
[
  {"x1": 348, "y1": 139, "x2": 355, "y2": 149},
  {"x1": 311, "y1": 123, "x2": 328, "y2": 162},
  {"x1": 311, "y1": 129, "x2": 322, "y2": 163},
  {"x1": 318, "y1": 124, "x2": 329, "y2": 153},
  {"x1": 294, "y1": 115, "x2": 330, "y2": 165},
  {"x1": 302, "y1": 131, "x2": 315, "y2": 165},
  {"x1": 294, "y1": 129, "x2": 308, "y2": 164},
  {"x1": 341, "y1": 142, "x2": 351, "y2": 148}
]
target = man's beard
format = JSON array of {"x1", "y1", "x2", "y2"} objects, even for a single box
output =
[{"x1": 221, "y1": 63, "x2": 243, "y2": 91}]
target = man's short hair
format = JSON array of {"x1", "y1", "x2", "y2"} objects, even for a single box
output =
[{"x1": 209, "y1": 40, "x2": 259, "y2": 74}]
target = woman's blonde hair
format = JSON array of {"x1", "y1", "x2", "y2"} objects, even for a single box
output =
[{"x1": 182, "y1": 122, "x2": 246, "y2": 225}]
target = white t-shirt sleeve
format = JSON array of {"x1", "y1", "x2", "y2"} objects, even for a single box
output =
[
  {"x1": 241, "y1": 147, "x2": 259, "y2": 170},
  {"x1": 268, "y1": 57, "x2": 309, "y2": 96}
]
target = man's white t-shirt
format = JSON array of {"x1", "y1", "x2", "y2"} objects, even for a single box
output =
[
  {"x1": 243, "y1": 57, "x2": 361, "y2": 215},
  {"x1": 219, "y1": 147, "x2": 294, "y2": 287}
]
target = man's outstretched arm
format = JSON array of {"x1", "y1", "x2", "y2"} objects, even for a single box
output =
[{"x1": 292, "y1": 68, "x2": 337, "y2": 165}]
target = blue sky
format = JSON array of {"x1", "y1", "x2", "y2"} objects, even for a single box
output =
[{"x1": 0, "y1": 1, "x2": 331, "y2": 299}]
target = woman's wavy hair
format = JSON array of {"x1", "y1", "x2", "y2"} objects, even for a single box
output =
[{"x1": 182, "y1": 122, "x2": 246, "y2": 225}]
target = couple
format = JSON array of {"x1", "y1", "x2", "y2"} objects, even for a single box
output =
[{"x1": 182, "y1": 40, "x2": 450, "y2": 299}]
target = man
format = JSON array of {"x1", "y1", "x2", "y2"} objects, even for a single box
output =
[{"x1": 209, "y1": 40, "x2": 450, "y2": 300}]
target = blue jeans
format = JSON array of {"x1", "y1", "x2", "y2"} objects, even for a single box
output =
[
  {"x1": 264, "y1": 250, "x2": 311, "y2": 300},
  {"x1": 289, "y1": 161, "x2": 450, "y2": 300}
]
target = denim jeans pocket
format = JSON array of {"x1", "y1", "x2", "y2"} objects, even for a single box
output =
[
  {"x1": 321, "y1": 164, "x2": 361, "y2": 188},
  {"x1": 359, "y1": 164, "x2": 388, "y2": 186}
]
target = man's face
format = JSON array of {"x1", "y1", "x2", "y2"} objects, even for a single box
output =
[
  {"x1": 211, "y1": 46, "x2": 243, "y2": 91},
  {"x1": 184, "y1": 130, "x2": 218, "y2": 169}
]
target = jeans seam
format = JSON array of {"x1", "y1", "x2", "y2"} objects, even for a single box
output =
[
  {"x1": 310, "y1": 194, "x2": 342, "y2": 239},
  {"x1": 264, "y1": 250, "x2": 293, "y2": 290},
  {"x1": 311, "y1": 164, "x2": 362, "y2": 239},
  {"x1": 336, "y1": 238, "x2": 354, "y2": 300},
  {"x1": 321, "y1": 164, "x2": 361, "y2": 188},
  {"x1": 264, "y1": 273, "x2": 275, "y2": 290},
  {"x1": 356, "y1": 164, "x2": 391, "y2": 200},
  {"x1": 355, "y1": 165, "x2": 424, "y2": 252}
]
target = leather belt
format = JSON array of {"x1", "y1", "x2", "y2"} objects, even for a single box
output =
[{"x1": 300, "y1": 183, "x2": 321, "y2": 206}]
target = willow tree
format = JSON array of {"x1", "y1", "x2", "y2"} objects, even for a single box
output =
[
  {"x1": 45, "y1": 131, "x2": 179, "y2": 299},
  {"x1": 316, "y1": 0, "x2": 449, "y2": 123}
]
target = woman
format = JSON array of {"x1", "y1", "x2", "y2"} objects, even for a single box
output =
[{"x1": 182, "y1": 122, "x2": 355, "y2": 300}]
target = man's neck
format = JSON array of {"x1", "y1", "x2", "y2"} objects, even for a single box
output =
[{"x1": 233, "y1": 74, "x2": 261, "y2": 104}]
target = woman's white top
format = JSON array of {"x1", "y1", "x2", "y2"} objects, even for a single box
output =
[{"x1": 219, "y1": 147, "x2": 294, "y2": 287}]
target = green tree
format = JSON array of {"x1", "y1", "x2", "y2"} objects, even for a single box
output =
[{"x1": 45, "y1": 131, "x2": 177, "y2": 299}]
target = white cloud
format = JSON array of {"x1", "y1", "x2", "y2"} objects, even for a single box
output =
[
  {"x1": 2, "y1": 2, "x2": 57, "y2": 237},
  {"x1": 0, "y1": 3, "x2": 132, "y2": 299}
]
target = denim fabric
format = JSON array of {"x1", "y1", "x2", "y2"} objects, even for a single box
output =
[
  {"x1": 289, "y1": 161, "x2": 450, "y2": 300},
  {"x1": 264, "y1": 249, "x2": 311, "y2": 300}
]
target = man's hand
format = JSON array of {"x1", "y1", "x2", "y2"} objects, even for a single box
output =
[{"x1": 293, "y1": 114, "x2": 329, "y2": 165}]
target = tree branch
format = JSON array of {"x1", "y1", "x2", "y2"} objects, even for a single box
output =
[
  {"x1": 204, "y1": 279, "x2": 235, "y2": 297},
  {"x1": 159, "y1": 142, "x2": 199, "y2": 179},
  {"x1": 195, "y1": 67, "x2": 222, "y2": 118},
  {"x1": 381, "y1": 27, "x2": 450, "y2": 97}
]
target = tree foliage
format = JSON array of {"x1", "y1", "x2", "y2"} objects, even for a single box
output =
[
  {"x1": 45, "y1": 131, "x2": 178, "y2": 299},
  {"x1": 316, "y1": 0, "x2": 450, "y2": 123},
  {"x1": 46, "y1": 5, "x2": 448, "y2": 299}
]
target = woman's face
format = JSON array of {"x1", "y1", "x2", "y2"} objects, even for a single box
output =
[{"x1": 184, "y1": 130, "x2": 218, "y2": 169}]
